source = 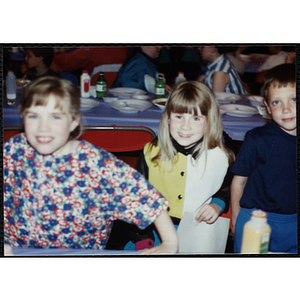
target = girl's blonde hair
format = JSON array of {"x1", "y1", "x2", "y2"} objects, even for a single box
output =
[
  {"x1": 20, "y1": 76, "x2": 82, "y2": 140},
  {"x1": 150, "y1": 81, "x2": 234, "y2": 169}
]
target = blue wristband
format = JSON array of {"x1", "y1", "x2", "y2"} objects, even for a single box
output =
[{"x1": 211, "y1": 197, "x2": 225, "y2": 214}]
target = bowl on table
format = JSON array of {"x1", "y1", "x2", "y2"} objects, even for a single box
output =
[
  {"x1": 132, "y1": 94, "x2": 150, "y2": 100},
  {"x1": 16, "y1": 79, "x2": 30, "y2": 88},
  {"x1": 153, "y1": 98, "x2": 167, "y2": 110}
]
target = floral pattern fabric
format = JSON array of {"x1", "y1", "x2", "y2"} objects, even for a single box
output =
[{"x1": 4, "y1": 134, "x2": 168, "y2": 250}]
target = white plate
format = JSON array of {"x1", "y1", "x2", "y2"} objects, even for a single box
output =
[
  {"x1": 221, "y1": 104, "x2": 258, "y2": 118},
  {"x1": 103, "y1": 97, "x2": 119, "y2": 103},
  {"x1": 214, "y1": 92, "x2": 241, "y2": 103},
  {"x1": 153, "y1": 98, "x2": 167, "y2": 110},
  {"x1": 108, "y1": 87, "x2": 147, "y2": 98},
  {"x1": 110, "y1": 99, "x2": 152, "y2": 113},
  {"x1": 80, "y1": 98, "x2": 100, "y2": 111}
]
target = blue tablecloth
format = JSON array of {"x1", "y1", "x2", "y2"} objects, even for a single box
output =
[
  {"x1": 9, "y1": 247, "x2": 140, "y2": 256},
  {"x1": 3, "y1": 89, "x2": 268, "y2": 141}
]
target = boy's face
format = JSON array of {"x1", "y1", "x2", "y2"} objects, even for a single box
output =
[
  {"x1": 23, "y1": 95, "x2": 80, "y2": 155},
  {"x1": 264, "y1": 84, "x2": 296, "y2": 135},
  {"x1": 25, "y1": 50, "x2": 42, "y2": 69}
]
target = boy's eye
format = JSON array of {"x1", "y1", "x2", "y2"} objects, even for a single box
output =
[
  {"x1": 292, "y1": 98, "x2": 297, "y2": 102},
  {"x1": 272, "y1": 100, "x2": 280, "y2": 106}
]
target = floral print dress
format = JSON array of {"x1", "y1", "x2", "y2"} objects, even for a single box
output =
[{"x1": 4, "y1": 134, "x2": 169, "y2": 250}]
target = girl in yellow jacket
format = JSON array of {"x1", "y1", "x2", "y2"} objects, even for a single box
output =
[{"x1": 125, "y1": 81, "x2": 235, "y2": 250}]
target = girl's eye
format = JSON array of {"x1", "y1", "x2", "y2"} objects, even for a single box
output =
[
  {"x1": 27, "y1": 114, "x2": 37, "y2": 119},
  {"x1": 174, "y1": 114, "x2": 182, "y2": 119},
  {"x1": 292, "y1": 98, "x2": 297, "y2": 102}
]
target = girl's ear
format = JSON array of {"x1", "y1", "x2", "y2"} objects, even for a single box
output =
[{"x1": 70, "y1": 114, "x2": 81, "y2": 132}]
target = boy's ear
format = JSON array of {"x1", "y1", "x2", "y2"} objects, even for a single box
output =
[
  {"x1": 37, "y1": 55, "x2": 44, "y2": 64},
  {"x1": 263, "y1": 100, "x2": 271, "y2": 115}
]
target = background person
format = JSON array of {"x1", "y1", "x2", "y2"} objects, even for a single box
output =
[
  {"x1": 23, "y1": 47, "x2": 62, "y2": 81},
  {"x1": 198, "y1": 46, "x2": 247, "y2": 94}
]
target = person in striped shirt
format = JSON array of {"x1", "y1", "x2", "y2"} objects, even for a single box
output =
[{"x1": 198, "y1": 46, "x2": 247, "y2": 95}]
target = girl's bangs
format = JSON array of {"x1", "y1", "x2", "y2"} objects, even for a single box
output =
[
  {"x1": 30, "y1": 93, "x2": 69, "y2": 112},
  {"x1": 170, "y1": 96, "x2": 203, "y2": 115}
]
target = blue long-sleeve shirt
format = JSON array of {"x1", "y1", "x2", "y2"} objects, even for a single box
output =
[{"x1": 112, "y1": 52, "x2": 158, "y2": 91}]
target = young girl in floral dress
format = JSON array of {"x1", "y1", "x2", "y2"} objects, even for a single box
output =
[{"x1": 3, "y1": 76, "x2": 178, "y2": 255}]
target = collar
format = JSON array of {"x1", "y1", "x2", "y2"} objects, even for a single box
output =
[
  {"x1": 207, "y1": 54, "x2": 226, "y2": 70},
  {"x1": 172, "y1": 138, "x2": 202, "y2": 158},
  {"x1": 140, "y1": 51, "x2": 157, "y2": 65}
]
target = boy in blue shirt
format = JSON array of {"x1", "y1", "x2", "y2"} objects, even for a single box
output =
[{"x1": 230, "y1": 64, "x2": 297, "y2": 253}]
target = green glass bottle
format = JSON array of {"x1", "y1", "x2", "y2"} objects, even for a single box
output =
[
  {"x1": 154, "y1": 73, "x2": 166, "y2": 99},
  {"x1": 96, "y1": 72, "x2": 107, "y2": 98}
]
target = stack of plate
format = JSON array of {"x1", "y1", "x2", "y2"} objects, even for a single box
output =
[
  {"x1": 220, "y1": 104, "x2": 258, "y2": 118},
  {"x1": 108, "y1": 87, "x2": 147, "y2": 99},
  {"x1": 214, "y1": 92, "x2": 241, "y2": 104},
  {"x1": 248, "y1": 95, "x2": 265, "y2": 107},
  {"x1": 110, "y1": 99, "x2": 152, "y2": 113},
  {"x1": 80, "y1": 98, "x2": 100, "y2": 111}
]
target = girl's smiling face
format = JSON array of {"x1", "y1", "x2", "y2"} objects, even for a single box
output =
[
  {"x1": 264, "y1": 84, "x2": 296, "y2": 135},
  {"x1": 169, "y1": 107, "x2": 207, "y2": 148},
  {"x1": 23, "y1": 94, "x2": 80, "y2": 155}
]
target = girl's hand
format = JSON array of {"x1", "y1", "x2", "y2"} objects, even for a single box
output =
[
  {"x1": 139, "y1": 210, "x2": 178, "y2": 255},
  {"x1": 194, "y1": 203, "x2": 222, "y2": 224},
  {"x1": 230, "y1": 226, "x2": 235, "y2": 239},
  {"x1": 139, "y1": 241, "x2": 178, "y2": 255}
]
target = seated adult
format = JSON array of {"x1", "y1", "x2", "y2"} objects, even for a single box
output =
[
  {"x1": 23, "y1": 47, "x2": 62, "y2": 81},
  {"x1": 258, "y1": 46, "x2": 290, "y2": 72},
  {"x1": 112, "y1": 46, "x2": 168, "y2": 92},
  {"x1": 198, "y1": 46, "x2": 247, "y2": 94},
  {"x1": 222, "y1": 46, "x2": 245, "y2": 76}
]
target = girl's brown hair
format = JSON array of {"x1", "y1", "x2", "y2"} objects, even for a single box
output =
[{"x1": 20, "y1": 76, "x2": 81, "y2": 140}]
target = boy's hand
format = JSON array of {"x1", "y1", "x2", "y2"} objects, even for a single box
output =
[{"x1": 194, "y1": 203, "x2": 222, "y2": 224}]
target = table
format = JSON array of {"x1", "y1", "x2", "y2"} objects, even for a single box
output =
[
  {"x1": 8, "y1": 247, "x2": 141, "y2": 256},
  {"x1": 3, "y1": 89, "x2": 268, "y2": 142}
]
